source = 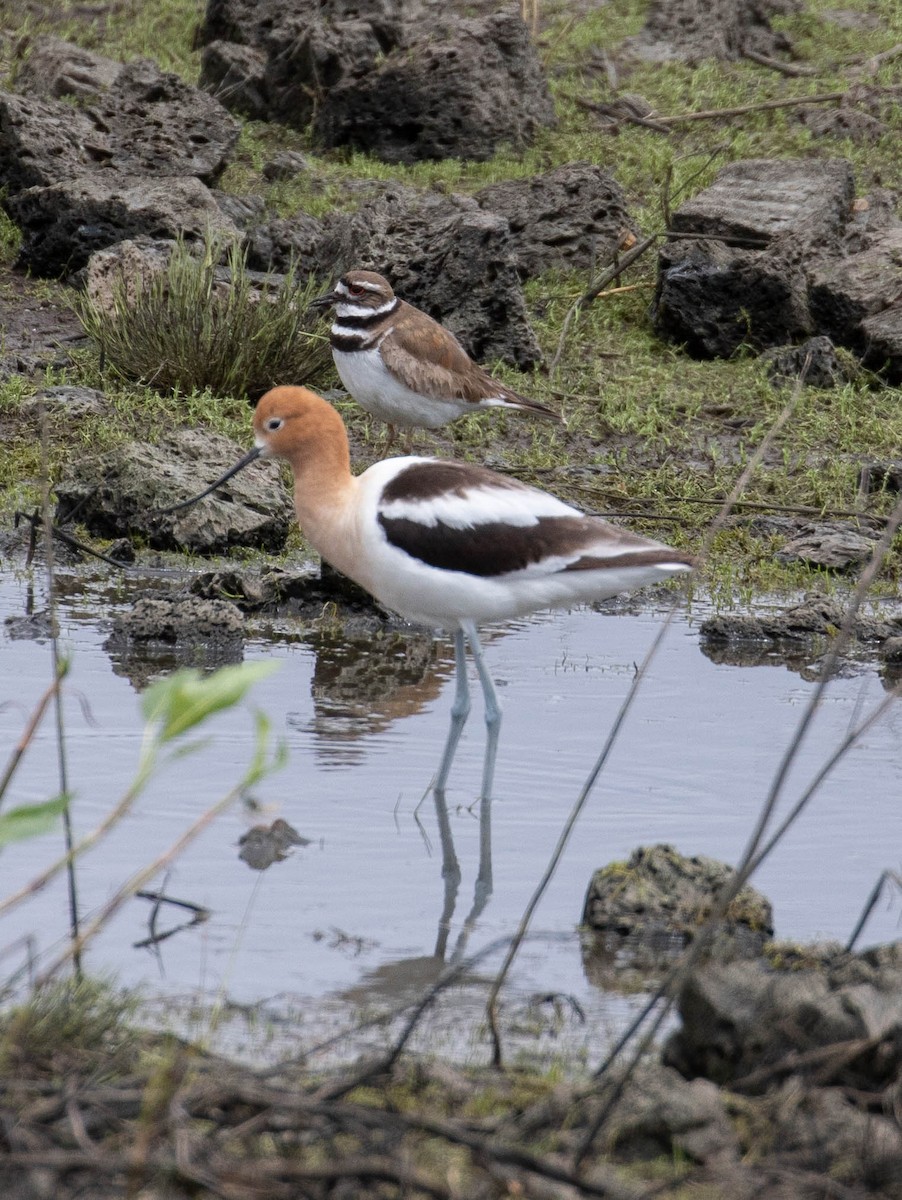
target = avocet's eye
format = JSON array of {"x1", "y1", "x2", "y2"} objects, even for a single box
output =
[{"x1": 264, "y1": 417, "x2": 284, "y2": 432}]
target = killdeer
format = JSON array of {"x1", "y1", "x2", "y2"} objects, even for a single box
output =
[{"x1": 311, "y1": 269, "x2": 560, "y2": 436}]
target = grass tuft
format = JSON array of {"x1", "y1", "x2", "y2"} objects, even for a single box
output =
[{"x1": 73, "y1": 231, "x2": 333, "y2": 402}]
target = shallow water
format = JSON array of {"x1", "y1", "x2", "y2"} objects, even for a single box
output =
[{"x1": 1, "y1": 563, "x2": 900, "y2": 1059}]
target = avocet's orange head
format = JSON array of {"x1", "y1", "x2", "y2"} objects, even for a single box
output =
[{"x1": 252, "y1": 386, "x2": 348, "y2": 466}]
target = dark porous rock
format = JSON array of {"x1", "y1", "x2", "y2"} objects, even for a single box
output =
[
  {"x1": 475, "y1": 162, "x2": 635, "y2": 279},
  {"x1": 54, "y1": 428, "x2": 292, "y2": 554},
  {"x1": 857, "y1": 459, "x2": 902, "y2": 496},
  {"x1": 265, "y1": 14, "x2": 388, "y2": 133},
  {"x1": 107, "y1": 595, "x2": 245, "y2": 646},
  {"x1": 880, "y1": 635, "x2": 902, "y2": 664},
  {"x1": 4, "y1": 610, "x2": 58, "y2": 641},
  {"x1": 211, "y1": 190, "x2": 267, "y2": 229},
  {"x1": 664, "y1": 954, "x2": 902, "y2": 1091},
  {"x1": 317, "y1": 184, "x2": 541, "y2": 368},
  {"x1": 313, "y1": 10, "x2": 555, "y2": 163},
  {"x1": 196, "y1": 0, "x2": 284, "y2": 46},
  {"x1": 22, "y1": 386, "x2": 108, "y2": 419},
  {"x1": 764, "y1": 1082, "x2": 902, "y2": 1187},
  {"x1": 262, "y1": 150, "x2": 311, "y2": 182},
  {"x1": 0, "y1": 60, "x2": 238, "y2": 198},
  {"x1": 797, "y1": 102, "x2": 887, "y2": 143},
  {"x1": 245, "y1": 213, "x2": 326, "y2": 273},
  {"x1": 655, "y1": 236, "x2": 812, "y2": 357},
  {"x1": 624, "y1": 0, "x2": 801, "y2": 64},
  {"x1": 808, "y1": 228, "x2": 902, "y2": 347},
  {"x1": 94, "y1": 59, "x2": 240, "y2": 184},
  {"x1": 199, "y1": 40, "x2": 269, "y2": 120},
  {"x1": 15, "y1": 35, "x2": 123, "y2": 100},
  {"x1": 105, "y1": 594, "x2": 245, "y2": 688},
  {"x1": 8, "y1": 175, "x2": 237, "y2": 278},
  {"x1": 775, "y1": 521, "x2": 880, "y2": 569},
  {"x1": 238, "y1": 819, "x2": 309, "y2": 871},
  {"x1": 190, "y1": 564, "x2": 375, "y2": 617},
  {"x1": 0, "y1": 91, "x2": 104, "y2": 193},
  {"x1": 655, "y1": 159, "x2": 855, "y2": 357},
  {"x1": 593, "y1": 1062, "x2": 740, "y2": 1165},
  {"x1": 761, "y1": 336, "x2": 854, "y2": 388},
  {"x1": 860, "y1": 302, "x2": 902, "y2": 382},
  {"x1": 700, "y1": 593, "x2": 902, "y2": 649},
  {"x1": 582, "y1": 844, "x2": 773, "y2": 962}
]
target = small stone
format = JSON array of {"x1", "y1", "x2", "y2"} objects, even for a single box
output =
[{"x1": 262, "y1": 150, "x2": 311, "y2": 182}]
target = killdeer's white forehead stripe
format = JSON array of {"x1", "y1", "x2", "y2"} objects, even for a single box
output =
[{"x1": 333, "y1": 299, "x2": 397, "y2": 320}]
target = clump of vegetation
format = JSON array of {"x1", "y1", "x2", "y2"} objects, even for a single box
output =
[{"x1": 74, "y1": 232, "x2": 333, "y2": 402}]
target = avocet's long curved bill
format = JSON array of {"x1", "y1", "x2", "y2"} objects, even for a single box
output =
[{"x1": 153, "y1": 445, "x2": 262, "y2": 515}]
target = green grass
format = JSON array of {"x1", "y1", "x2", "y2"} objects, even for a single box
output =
[{"x1": 4, "y1": 0, "x2": 902, "y2": 603}]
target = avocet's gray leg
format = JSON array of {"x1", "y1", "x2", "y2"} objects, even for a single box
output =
[
  {"x1": 462, "y1": 620, "x2": 502, "y2": 802},
  {"x1": 432, "y1": 787, "x2": 461, "y2": 960},
  {"x1": 434, "y1": 628, "x2": 471, "y2": 795}
]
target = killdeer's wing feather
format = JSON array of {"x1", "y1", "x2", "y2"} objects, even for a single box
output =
[
  {"x1": 381, "y1": 307, "x2": 559, "y2": 420},
  {"x1": 375, "y1": 461, "x2": 690, "y2": 579}
]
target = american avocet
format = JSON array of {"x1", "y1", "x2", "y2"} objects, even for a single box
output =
[
  {"x1": 310, "y1": 270, "x2": 560, "y2": 436},
  {"x1": 169, "y1": 386, "x2": 693, "y2": 798}
]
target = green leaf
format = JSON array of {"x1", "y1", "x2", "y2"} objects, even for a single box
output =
[
  {"x1": 241, "y1": 710, "x2": 288, "y2": 789},
  {"x1": 141, "y1": 661, "x2": 280, "y2": 743},
  {"x1": 0, "y1": 794, "x2": 69, "y2": 846}
]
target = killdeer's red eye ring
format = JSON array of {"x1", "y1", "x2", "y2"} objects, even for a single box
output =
[{"x1": 348, "y1": 284, "x2": 365, "y2": 296}]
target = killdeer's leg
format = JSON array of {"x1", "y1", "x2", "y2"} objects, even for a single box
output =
[
  {"x1": 462, "y1": 619, "x2": 502, "y2": 802},
  {"x1": 434, "y1": 627, "x2": 471, "y2": 794}
]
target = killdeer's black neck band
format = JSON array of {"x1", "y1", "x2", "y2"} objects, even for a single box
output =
[{"x1": 331, "y1": 332, "x2": 370, "y2": 353}]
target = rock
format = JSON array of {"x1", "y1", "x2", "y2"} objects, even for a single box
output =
[
  {"x1": 765, "y1": 1082, "x2": 902, "y2": 1185},
  {"x1": 54, "y1": 428, "x2": 292, "y2": 554},
  {"x1": 262, "y1": 150, "x2": 311, "y2": 182},
  {"x1": 107, "y1": 595, "x2": 245, "y2": 646},
  {"x1": 474, "y1": 162, "x2": 635, "y2": 279},
  {"x1": 669, "y1": 158, "x2": 855, "y2": 250},
  {"x1": 238, "y1": 819, "x2": 309, "y2": 870},
  {"x1": 655, "y1": 159, "x2": 856, "y2": 357},
  {"x1": 8, "y1": 175, "x2": 237, "y2": 278},
  {"x1": 244, "y1": 213, "x2": 326, "y2": 273},
  {"x1": 761, "y1": 336, "x2": 853, "y2": 387},
  {"x1": 15, "y1": 35, "x2": 123, "y2": 100},
  {"x1": 582, "y1": 844, "x2": 773, "y2": 962},
  {"x1": 624, "y1": 0, "x2": 801, "y2": 64},
  {"x1": 0, "y1": 60, "x2": 238, "y2": 197},
  {"x1": 265, "y1": 13, "x2": 388, "y2": 132},
  {"x1": 211, "y1": 190, "x2": 267, "y2": 229},
  {"x1": 808, "y1": 227, "x2": 902, "y2": 347},
  {"x1": 313, "y1": 10, "x2": 555, "y2": 163},
  {"x1": 21, "y1": 386, "x2": 108, "y2": 419},
  {"x1": 316, "y1": 184, "x2": 541, "y2": 368},
  {"x1": 81, "y1": 238, "x2": 177, "y2": 317},
  {"x1": 595, "y1": 1063, "x2": 740, "y2": 1165},
  {"x1": 880, "y1": 636, "x2": 902, "y2": 664},
  {"x1": 775, "y1": 522, "x2": 880, "y2": 569},
  {"x1": 655, "y1": 237, "x2": 813, "y2": 357},
  {"x1": 797, "y1": 102, "x2": 887, "y2": 143},
  {"x1": 105, "y1": 594, "x2": 245, "y2": 688},
  {"x1": 860, "y1": 302, "x2": 902, "y2": 382},
  {"x1": 0, "y1": 91, "x2": 103, "y2": 193},
  {"x1": 664, "y1": 955, "x2": 902, "y2": 1090},
  {"x1": 196, "y1": 0, "x2": 284, "y2": 46},
  {"x1": 199, "y1": 40, "x2": 269, "y2": 120},
  {"x1": 857, "y1": 459, "x2": 902, "y2": 495},
  {"x1": 699, "y1": 593, "x2": 902, "y2": 647}
]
